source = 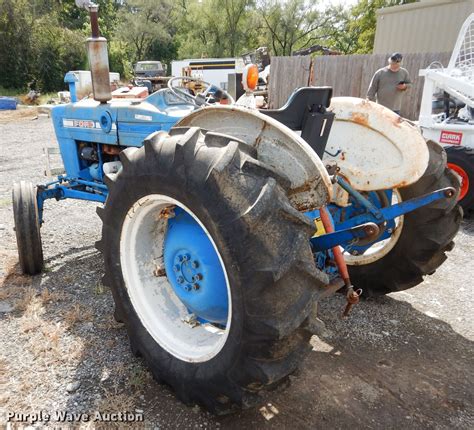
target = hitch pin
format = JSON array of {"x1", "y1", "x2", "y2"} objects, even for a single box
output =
[
  {"x1": 319, "y1": 206, "x2": 363, "y2": 318},
  {"x1": 343, "y1": 287, "x2": 363, "y2": 318}
]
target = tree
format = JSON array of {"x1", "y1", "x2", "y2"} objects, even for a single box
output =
[
  {"x1": 55, "y1": 0, "x2": 120, "y2": 39},
  {"x1": 314, "y1": 5, "x2": 361, "y2": 54},
  {"x1": 174, "y1": 0, "x2": 255, "y2": 59},
  {"x1": 258, "y1": 0, "x2": 338, "y2": 56},
  {"x1": 0, "y1": 0, "x2": 34, "y2": 89},
  {"x1": 33, "y1": 16, "x2": 87, "y2": 92},
  {"x1": 116, "y1": 0, "x2": 174, "y2": 64}
]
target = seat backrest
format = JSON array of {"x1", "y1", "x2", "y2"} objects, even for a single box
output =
[{"x1": 261, "y1": 87, "x2": 332, "y2": 130}]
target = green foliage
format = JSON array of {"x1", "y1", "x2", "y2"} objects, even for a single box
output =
[
  {"x1": 174, "y1": 0, "x2": 256, "y2": 59},
  {"x1": 0, "y1": 0, "x2": 88, "y2": 92},
  {"x1": 0, "y1": 0, "x2": 420, "y2": 92},
  {"x1": 0, "y1": 0, "x2": 34, "y2": 89},
  {"x1": 258, "y1": 0, "x2": 325, "y2": 56},
  {"x1": 116, "y1": 0, "x2": 175, "y2": 64},
  {"x1": 55, "y1": 0, "x2": 120, "y2": 39},
  {"x1": 108, "y1": 40, "x2": 133, "y2": 81},
  {"x1": 33, "y1": 17, "x2": 87, "y2": 92}
]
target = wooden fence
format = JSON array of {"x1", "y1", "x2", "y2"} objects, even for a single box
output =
[
  {"x1": 267, "y1": 56, "x2": 312, "y2": 109},
  {"x1": 268, "y1": 52, "x2": 451, "y2": 119}
]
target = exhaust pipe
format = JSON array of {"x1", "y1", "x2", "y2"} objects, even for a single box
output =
[{"x1": 79, "y1": 1, "x2": 112, "y2": 103}]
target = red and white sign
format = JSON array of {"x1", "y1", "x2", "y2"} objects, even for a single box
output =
[{"x1": 440, "y1": 130, "x2": 462, "y2": 145}]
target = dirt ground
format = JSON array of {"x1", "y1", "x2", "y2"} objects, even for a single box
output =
[{"x1": 0, "y1": 114, "x2": 473, "y2": 429}]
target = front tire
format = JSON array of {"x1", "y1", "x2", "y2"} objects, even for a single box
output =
[
  {"x1": 12, "y1": 181, "x2": 43, "y2": 275},
  {"x1": 347, "y1": 140, "x2": 462, "y2": 296},
  {"x1": 97, "y1": 127, "x2": 328, "y2": 413}
]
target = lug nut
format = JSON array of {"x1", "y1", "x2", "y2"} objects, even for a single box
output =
[
  {"x1": 173, "y1": 264, "x2": 180, "y2": 272},
  {"x1": 178, "y1": 255, "x2": 184, "y2": 262},
  {"x1": 194, "y1": 273, "x2": 203, "y2": 281},
  {"x1": 193, "y1": 283, "x2": 200, "y2": 291},
  {"x1": 184, "y1": 285, "x2": 191, "y2": 292},
  {"x1": 183, "y1": 254, "x2": 190, "y2": 262},
  {"x1": 191, "y1": 260, "x2": 199, "y2": 269},
  {"x1": 177, "y1": 276, "x2": 184, "y2": 284}
]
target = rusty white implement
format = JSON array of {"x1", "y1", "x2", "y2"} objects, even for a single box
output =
[{"x1": 326, "y1": 97, "x2": 429, "y2": 191}]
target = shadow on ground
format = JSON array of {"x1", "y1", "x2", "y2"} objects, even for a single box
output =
[{"x1": 2, "y1": 238, "x2": 473, "y2": 429}]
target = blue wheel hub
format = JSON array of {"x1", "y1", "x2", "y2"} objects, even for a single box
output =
[
  {"x1": 163, "y1": 208, "x2": 228, "y2": 324},
  {"x1": 329, "y1": 190, "x2": 395, "y2": 254}
]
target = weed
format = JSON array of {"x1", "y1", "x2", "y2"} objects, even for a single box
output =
[
  {"x1": 0, "y1": 285, "x2": 23, "y2": 300},
  {"x1": 15, "y1": 287, "x2": 37, "y2": 312},
  {"x1": 129, "y1": 364, "x2": 151, "y2": 390},
  {"x1": 0, "y1": 197, "x2": 11, "y2": 208},
  {"x1": 64, "y1": 303, "x2": 94, "y2": 328},
  {"x1": 94, "y1": 281, "x2": 106, "y2": 295},
  {"x1": 40, "y1": 288, "x2": 67, "y2": 304},
  {"x1": 62, "y1": 274, "x2": 74, "y2": 284}
]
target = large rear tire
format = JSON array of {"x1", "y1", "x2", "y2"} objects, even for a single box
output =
[
  {"x1": 12, "y1": 181, "x2": 43, "y2": 275},
  {"x1": 347, "y1": 140, "x2": 462, "y2": 296},
  {"x1": 97, "y1": 127, "x2": 328, "y2": 413}
]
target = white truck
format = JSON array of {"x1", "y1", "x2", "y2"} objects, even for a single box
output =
[{"x1": 419, "y1": 13, "x2": 474, "y2": 211}]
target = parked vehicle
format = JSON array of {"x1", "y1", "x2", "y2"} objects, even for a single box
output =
[
  {"x1": 12, "y1": 2, "x2": 461, "y2": 414},
  {"x1": 171, "y1": 57, "x2": 245, "y2": 89},
  {"x1": 133, "y1": 61, "x2": 170, "y2": 93},
  {"x1": 419, "y1": 13, "x2": 474, "y2": 212}
]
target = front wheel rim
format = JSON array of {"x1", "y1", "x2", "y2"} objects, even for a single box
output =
[{"x1": 120, "y1": 194, "x2": 231, "y2": 363}]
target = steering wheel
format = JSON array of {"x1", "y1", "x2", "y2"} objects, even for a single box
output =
[{"x1": 167, "y1": 76, "x2": 235, "y2": 106}]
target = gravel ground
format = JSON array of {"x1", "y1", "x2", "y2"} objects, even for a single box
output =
[{"x1": 0, "y1": 114, "x2": 473, "y2": 429}]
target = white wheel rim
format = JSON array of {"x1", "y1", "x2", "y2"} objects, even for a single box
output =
[
  {"x1": 120, "y1": 194, "x2": 231, "y2": 363},
  {"x1": 344, "y1": 190, "x2": 404, "y2": 266}
]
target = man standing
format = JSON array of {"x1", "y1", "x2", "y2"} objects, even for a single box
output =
[{"x1": 367, "y1": 53, "x2": 411, "y2": 115}]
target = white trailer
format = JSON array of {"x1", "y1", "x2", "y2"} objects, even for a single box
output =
[{"x1": 171, "y1": 58, "x2": 245, "y2": 89}]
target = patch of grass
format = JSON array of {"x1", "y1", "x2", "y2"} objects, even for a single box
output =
[
  {"x1": 0, "y1": 284, "x2": 22, "y2": 300},
  {"x1": 95, "y1": 390, "x2": 140, "y2": 429},
  {"x1": 62, "y1": 274, "x2": 74, "y2": 284},
  {"x1": 129, "y1": 364, "x2": 151, "y2": 390},
  {"x1": 98, "y1": 314, "x2": 123, "y2": 331},
  {"x1": 0, "y1": 197, "x2": 11, "y2": 208},
  {"x1": 64, "y1": 303, "x2": 94, "y2": 328},
  {"x1": 15, "y1": 287, "x2": 37, "y2": 312},
  {"x1": 94, "y1": 281, "x2": 106, "y2": 295},
  {"x1": 7, "y1": 273, "x2": 32, "y2": 287},
  {"x1": 23, "y1": 317, "x2": 83, "y2": 363},
  {"x1": 0, "y1": 86, "x2": 22, "y2": 97},
  {"x1": 40, "y1": 288, "x2": 67, "y2": 304}
]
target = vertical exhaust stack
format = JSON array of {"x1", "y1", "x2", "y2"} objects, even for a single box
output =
[{"x1": 84, "y1": 2, "x2": 112, "y2": 103}]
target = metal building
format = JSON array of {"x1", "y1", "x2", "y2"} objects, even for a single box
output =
[{"x1": 373, "y1": 0, "x2": 474, "y2": 54}]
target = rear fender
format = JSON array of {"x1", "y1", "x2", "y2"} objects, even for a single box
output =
[
  {"x1": 325, "y1": 98, "x2": 429, "y2": 191},
  {"x1": 176, "y1": 105, "x2": 332, "y2": 211}
]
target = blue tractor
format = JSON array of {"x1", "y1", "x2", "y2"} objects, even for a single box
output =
[{"x1": 12, "y1": 3, "x2": 461, "y2": 414}]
